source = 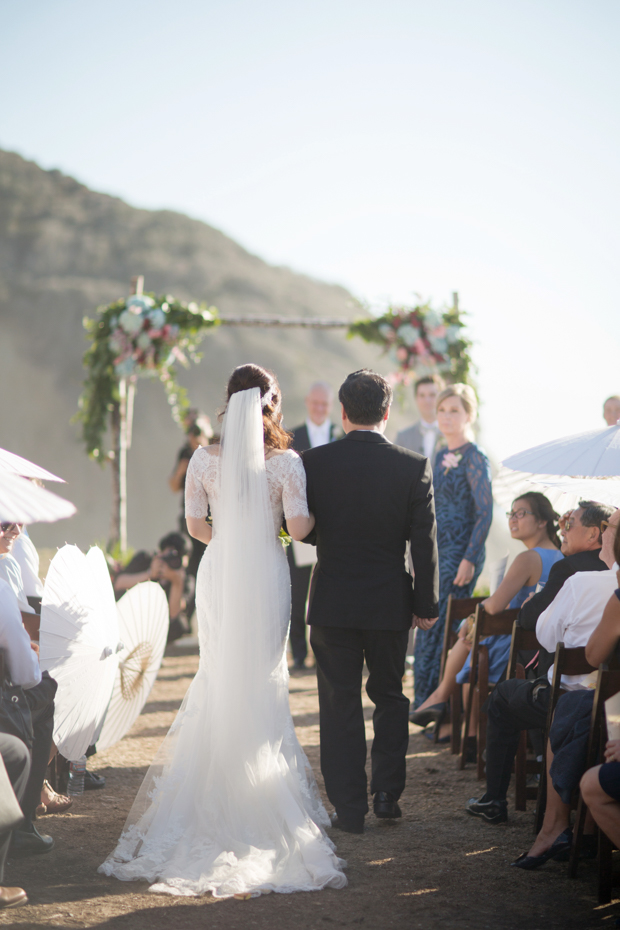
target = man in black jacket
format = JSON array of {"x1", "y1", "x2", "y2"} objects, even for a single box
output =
[{"x1": 302, "y1": 370, "x2": 439, "y2": 834}]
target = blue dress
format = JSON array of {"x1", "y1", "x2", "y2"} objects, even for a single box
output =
[
  {"x1": 413, "y1": 442, "x2": 492, "y2": 708},
  {"x1": 455, "y1": 546, "x2": 565, "y2": 684}
]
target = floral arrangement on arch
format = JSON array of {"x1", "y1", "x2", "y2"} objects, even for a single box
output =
[
  {"x1": 348, "y1": 301, "x2": 473, "y2": 384},
  {"x1": 75, "y1": 293, "x2": 219, "y2": 460}
]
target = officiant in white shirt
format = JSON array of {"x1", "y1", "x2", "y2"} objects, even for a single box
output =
[
  {"x1": 395, "y1": 374, "x2": 446, "y2": 465},
  {"x1": 288, "y1": 382, "x2": 340, "y2": 670}
]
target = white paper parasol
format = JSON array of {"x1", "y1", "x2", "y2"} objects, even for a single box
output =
[
  {"x1": 496, "y1": 423, "x2": 620, "y2": 512},
  {"x1": 39, "y1": 545, "x2": 120, "y2": 761},
  {"x1": 0, "y1": 446, "x2": 65, "y2": 482},
  {"x1": 0, "y1": 473, "x2": 76, "y2": 523},
  {"x1": 96, "y1": 582, "x2": 169, "y2": 752}
]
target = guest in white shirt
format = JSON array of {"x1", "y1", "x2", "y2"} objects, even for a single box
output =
[
  {"x1": 395, "y1": 374, "x2": 446, "y2": 465},
  {"x1": 288, "y1": 382, "x2": 339, "y2": 671},
  {"x1": 12, "y1": 528, "x2": 44, "y2": 601},
  {"x1": 0, "y1": 524, "x2": 35, "y2": 616},
  {"x1": 0, "y1": 578, "x2": 41, "y2": 690},
  {"x1": 466, "y1": 507, "x2": 620, "y2": 830}
]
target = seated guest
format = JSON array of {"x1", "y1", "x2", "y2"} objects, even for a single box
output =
[
  {"x1": 114, "y1": 532, "x2": 188, "y2": 641},
  {"x1": 0, "y1": 523, "x2": 36, "y2": 617},
  {"x1": 410, "y1": 492, "x2": 563, "y2": 735},
  {"x1": 508, "y1": 510, "x2": 620, "y2": 868},
  {"x1": 465, "y1": 501, "x2": 616, "y2": 826},
  {"x1": 11, "y1": 525, "x2": 44, "y2": 614},
  {"x1": 0, "y1": 736, "x2": 30, "y2": 908},
  {"x1": 580, "y1": 560, "x2": 620, "y2": 876},
  {"x1": 0, "y1": 555, "x2": 56, "y2": 859},
  {"x1": 517, "y1": 500, "x2": 613, "y2": 631}
]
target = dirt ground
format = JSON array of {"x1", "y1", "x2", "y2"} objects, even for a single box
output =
[{"x1": 4, "y1": 641, "x2": 617, "y2": 930}]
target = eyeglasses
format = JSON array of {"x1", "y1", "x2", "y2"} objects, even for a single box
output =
[
  {"x1": 506, "y1": 509, "x2": 534, "y2": 520},
  {"x1": 0, "y1": 523, "x2": 23, "y2": 533},
  {"x1": 601, "y1": 521, "x2": 618, "y2": 534}
]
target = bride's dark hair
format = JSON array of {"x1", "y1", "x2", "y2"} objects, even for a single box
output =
[{"x1": 222, "y1": 364, "x2": 292, "y2": 451}]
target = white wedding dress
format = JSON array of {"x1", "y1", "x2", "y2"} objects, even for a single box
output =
[{"x1": 99, "y1": 388, "x2": 347, "y2": 898}]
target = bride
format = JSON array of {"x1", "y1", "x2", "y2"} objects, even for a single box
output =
[{"x1": 99, "y1": 364, "x2": 347, "y2": 898}]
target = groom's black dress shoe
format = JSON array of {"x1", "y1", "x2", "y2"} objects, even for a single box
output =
[
  {"x1": 373, "y1": 792, "x2": 402, "y2": 819},
  {"x1": 329, "y1": 813, "x2": 364, "y2": 834}
]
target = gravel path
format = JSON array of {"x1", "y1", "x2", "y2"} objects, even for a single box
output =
[{"x1": 4, "y1": 642, "x2": 613, "y2": 929}]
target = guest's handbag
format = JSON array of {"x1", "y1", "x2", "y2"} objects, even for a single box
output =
[{"x1": 0, "y1": 650, "x2": 34, "y2": 750}]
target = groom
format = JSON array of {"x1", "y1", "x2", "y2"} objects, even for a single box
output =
[{"x1": 302, "y1": 369, "x2": 439, "y2": 834}]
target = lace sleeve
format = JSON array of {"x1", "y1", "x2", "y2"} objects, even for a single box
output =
[
  {"x1": 184, "y1": 449, "x2": 210, "y2": 519},
  {"x1": 281, "y1": 451, "x2": 310, "y2": 520},
  {"x1": 463, "y1": 445, "x2": 493, "y2": 564}
]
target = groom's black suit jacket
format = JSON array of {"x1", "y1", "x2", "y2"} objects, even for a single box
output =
[{"x1": 302, "y1": 430, "x2": 439, "y2": 630}]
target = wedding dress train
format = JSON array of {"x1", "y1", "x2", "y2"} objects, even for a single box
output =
[{"x1": 99, "y1": 388, "x2": 346, "y2": 897}]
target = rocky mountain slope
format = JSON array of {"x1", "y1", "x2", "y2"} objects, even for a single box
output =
[{"x1": 0, "y1": 149, "x2": 401, "y2": 549}]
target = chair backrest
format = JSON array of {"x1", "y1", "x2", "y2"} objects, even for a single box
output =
[
  {"x1": 507, "y1": 621, "x2": 540, "y2": 680},
  {"x1": 441, "y1": 595, "x2": 485, "y2": 679},
  {"x1": 477, "y1": 606, "x2": 521, "y2": 638},
  {"x1": 468, "y1": 605, "x2": 521, "y2": 687},
  {"x1": 552, "y1": 643, "x2": 596, "y2": 680}
]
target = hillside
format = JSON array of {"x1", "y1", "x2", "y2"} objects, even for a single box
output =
[{"x1": 0, "y1": 149, "x2": 406, "y2": 549}]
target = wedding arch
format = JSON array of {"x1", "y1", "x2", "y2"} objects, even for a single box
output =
[{"x1": 75, "y1": 278, "x2": 472, "y2": 550}]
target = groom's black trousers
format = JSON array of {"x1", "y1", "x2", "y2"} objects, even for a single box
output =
[{"x1": 310, "y1": 625, "x2": 409, "y2": 824}]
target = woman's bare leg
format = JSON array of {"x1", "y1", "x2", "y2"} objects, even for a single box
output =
[{"x1": 416, "y1": 639, "x2": 471, "y2": 712}]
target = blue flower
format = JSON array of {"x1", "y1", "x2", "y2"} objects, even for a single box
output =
[
  {"x1": 397, "y1": 323, "x2": 420, "y2": 347},
  {"x1": 114, "y1": 357, "x2": 137, "y2": 377}
]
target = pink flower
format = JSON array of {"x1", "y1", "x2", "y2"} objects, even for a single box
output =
[
  {"x1": 396, "y1": 346, "x2": 408, "y2": 362},
  {"x1": 430, "y1": 325, "x2": 446, "y2": 338},
  {"x1": 443, "y1": 451, "x2": 463, "y2": 474},
  {"x1": 412, "y1": 337, "x2": 429, "y2": 357}
]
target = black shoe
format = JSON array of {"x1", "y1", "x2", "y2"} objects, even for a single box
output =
[
  {"x1": 329, "y1": 813, "x2": 364, "y2": 834},
  {"x1": 373, "y1": 792, "x2": 402, "y2": 819},
  {"x1": 465, "y1": 796, "x2": 507, "y2": 824},
  {"x1": 511, "y1": 828, "x2": 573, "y2": 870},
  {"x1": 84, "y1": 769, "x2": 106, "y2": 790},
  {"x1": 10, "y1": 824, "x2": 55, "y2": 857},
  {"x1": 291, "y1": 658, "x2": 306, "y2": 671},
  {"x1": 409, "y1": 702, "x2": 446, "y2": 728}
]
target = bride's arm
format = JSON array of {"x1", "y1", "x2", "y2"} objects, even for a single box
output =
[
  {"x1": 281, "y1": 451, "x2": 314, "y2": 541},
  {"x1": 185, "y1": 450, "x2": 212, "y2": 544},
  {"x1": 186, "y1": 516, "x2": 213, "y2": 545},
  {"x1": 287, "y1": 513, "x2": 315, "y2": 541}
]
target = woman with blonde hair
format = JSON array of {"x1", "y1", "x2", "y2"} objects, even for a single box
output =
[{"x1": 412, "y1": 383, "x2": 492, "y2": 711}]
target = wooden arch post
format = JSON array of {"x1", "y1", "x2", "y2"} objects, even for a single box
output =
[{"x1": 108, "y1": 275, "x2": 141, "y2": 553}]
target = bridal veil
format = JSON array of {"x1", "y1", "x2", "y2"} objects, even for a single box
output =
[{"x1": 99, "y1": 387, "x2": 347, "y2": 897}]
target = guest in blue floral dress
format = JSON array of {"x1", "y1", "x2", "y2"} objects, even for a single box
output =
[{"x1": 413, "y1": 384, "x2": 492, "y2": 709}]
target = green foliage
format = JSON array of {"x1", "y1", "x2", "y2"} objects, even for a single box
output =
[
  {"x1": 348, "y1": 300, "x2": 474, "y2": 385},
  {"x1": 75, "y1": 294, "x2": 219, "y2": 460}
]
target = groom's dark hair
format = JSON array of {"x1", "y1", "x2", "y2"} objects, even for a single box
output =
[{"x1": 339, "y1": 370, "x2": 393, "y2": 426}]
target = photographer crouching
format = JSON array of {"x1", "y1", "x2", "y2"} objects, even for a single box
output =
[{"x1": 113, "y1": 532, "x2": 189, "y2": 643}]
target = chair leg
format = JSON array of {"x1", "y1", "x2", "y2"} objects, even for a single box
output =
[
  {"x1": 476, "y1": 647, "x2": 489, "y2": 781},
  {"x1": 598, "y1": 830, "x2": 614, "y2": 905},
  {"x1": 450, "y1": 689, "x2": 462, "y2": 756},
  {"x1": 514, "y1": 730, "x2": 527, "y2": 811},
  {"x1": 534, "y1": 755, "x2": 547, "y2": 834},
  {"x1": 459, "y1": 682, "x2": 475, "y2": 770},
  {"x1": 568, "y1": 795, "x2": 588, "y2": 879}
]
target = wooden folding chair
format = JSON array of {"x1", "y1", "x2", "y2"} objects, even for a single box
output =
[
  {"x1": 506, "y1": 622, "x2": 543, "y2": 811},
  {"x1": 439, "y1": 595, "x2": 484, "y2": 753},
  {"x1": 459, "y1": 604, "x2": 520, "y2": 776},
  {"x1": 568, "y1": 661, "x2": 620, "y2": 902},
  {"x1": 534, "y1": 643, "x2": 597, "y2": 833}
]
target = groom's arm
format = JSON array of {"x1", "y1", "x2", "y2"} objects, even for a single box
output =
[{"x1": 408, "y1": 458, "x2": 439, "y2": 619}]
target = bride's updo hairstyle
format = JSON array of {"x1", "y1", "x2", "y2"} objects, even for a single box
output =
[{"x1": 223, "y1": 363, "x2": 292, "y2": 451}]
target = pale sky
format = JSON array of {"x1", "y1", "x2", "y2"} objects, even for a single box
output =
[{"x1": 3, "y1": 0, "x2": 619, "y2": 460}]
